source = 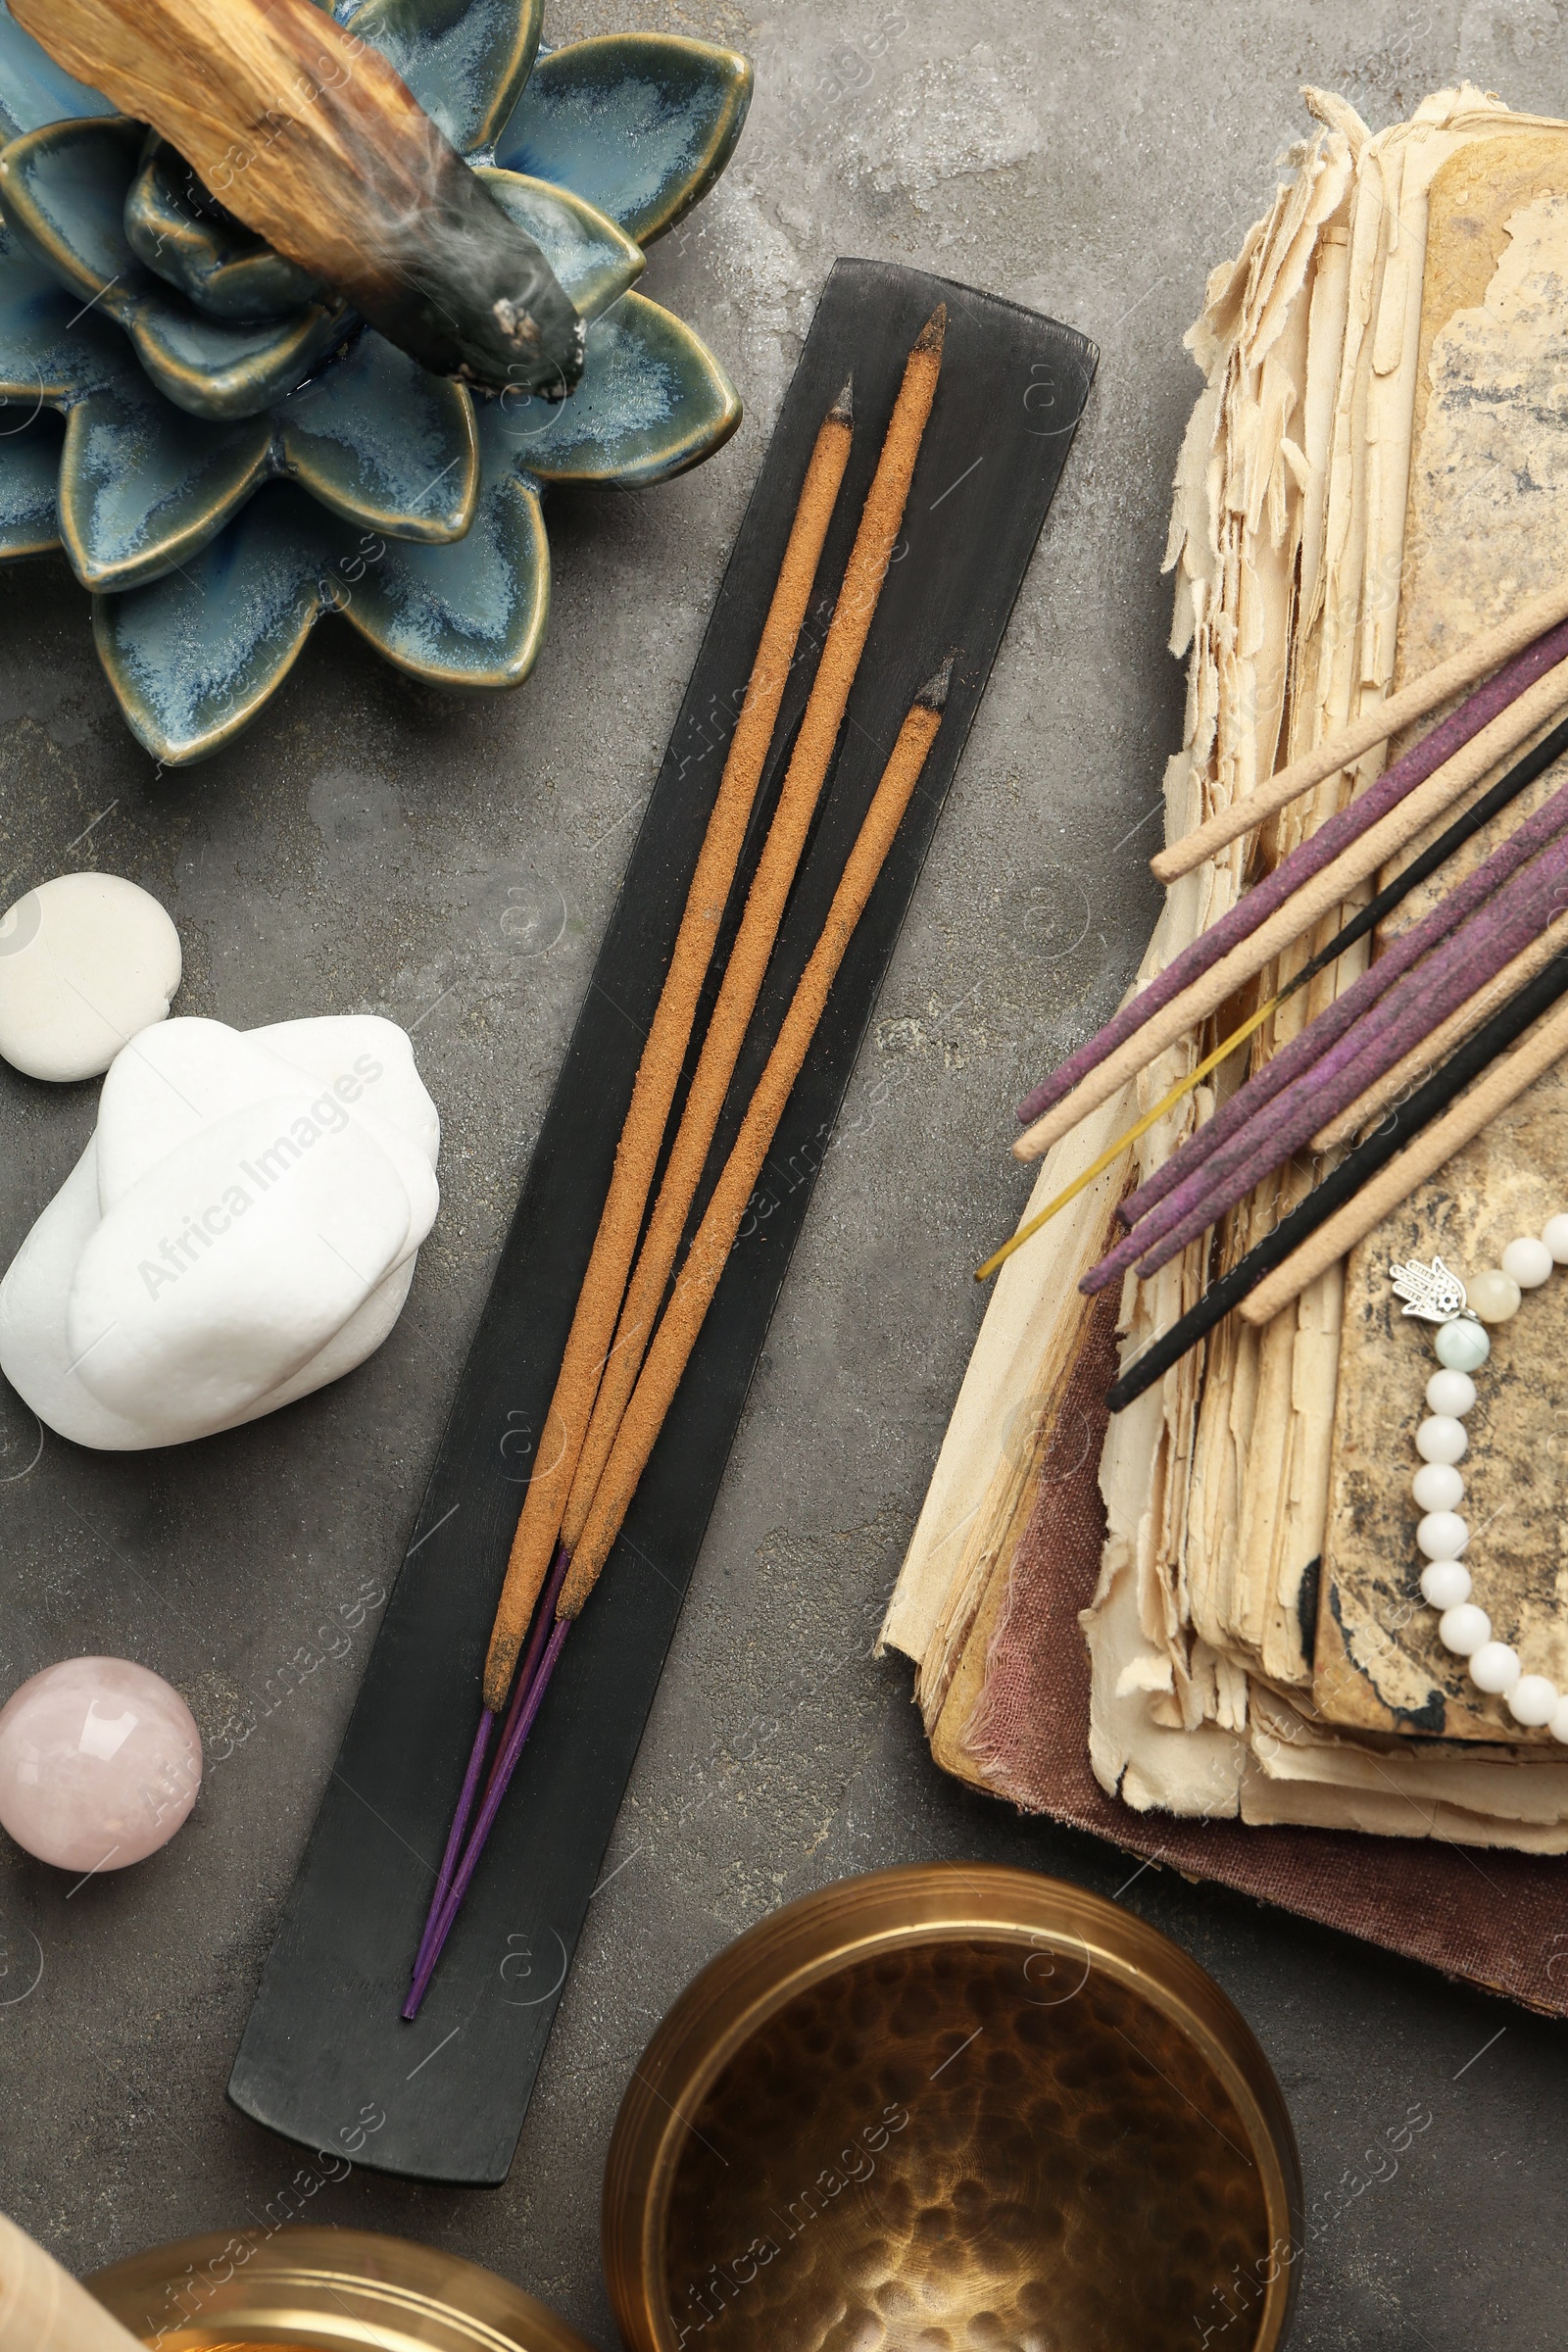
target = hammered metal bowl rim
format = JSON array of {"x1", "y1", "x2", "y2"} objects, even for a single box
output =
[
  {"x1": 602, "y1": 1862, "x2": 1303, "y2": 2352},
  {"x1": 86, "y1": 2224, "x2": 596, "y2": 2352}
]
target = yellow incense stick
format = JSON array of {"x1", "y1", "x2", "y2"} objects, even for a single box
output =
[{"x1": 975, "y1": 991, "x2": 1279, "y2": 1281}]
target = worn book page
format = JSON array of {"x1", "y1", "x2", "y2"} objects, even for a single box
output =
[{"x1": 1319, "y1": 128, "x2": 1568, "y2": 1741}]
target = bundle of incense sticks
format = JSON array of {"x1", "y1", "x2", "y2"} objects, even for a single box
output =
[
  {"x1": 1084, "y1": 764, "x2": 1568, "y2": 1295},
  {"x1": 975, "y1": 709, "x2": 1568, "y2": 1285},
  {"x1": 1012, "y1": 613, "x2": 1568, "y2": 1156},
  {"x1": 1106, "y1": 944, "x2": 1568, "y2": 1411},
  {"x1": 404, "y1": 311, "x2": 951, "y2": 2016}
]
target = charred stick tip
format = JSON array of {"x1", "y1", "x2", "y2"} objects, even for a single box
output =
[
  {"x1": 829, "y1": 374, "x2": 854, "y2": 426},
  {"x1": 492, "y1": 297, "x2": 542, "y2": 350},
  {"x1": 914, "y1": 303, "x2": 948, "y2": 356},
  {"x1": 916, "y1": 653, "x2": 957, "y2": 712}
]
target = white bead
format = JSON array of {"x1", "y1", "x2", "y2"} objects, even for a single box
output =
[
  {"x1": 1426, "y1": 1369, "x2": 1477, "y2": 1418},
  {"x1": 1468, "y1": 1269, "x2": 1522, "y2": 1324},
  {"x1": 1469, "y1": 1642, "x2": 1521, "y2": 1695},
  {"x1": 1543, "y1": 1214, "x2": 1568, "y2": 1265},
  {"x1": 1417, "y1": 1510, "x2": 1467, "y2": 1560},
  {"x1": 1551, "y1": 1696, "x2": 1568, "y2": 1743},
  {"x1": 1415, "y1": 1415, "x2": 1467, "y2": 1465},
  {"x1": 1420, "y1": 1560, "x2": 1472, "y2": 1609},
  {"x1": 1435, "y1": 1319, "x2": 1491, "y2": 1373},
  {"x1": 1501, "y1": 1236, "x2": 1553, "y2": 1289},
  {"x1": 1440, "y1": 1603, "x2": 1492, "y2": 1655},
  {"x1": 1411, "y1": 1462, "x2": 1463, "y2": 1512},
  {"x1": 1508, "y1": 1675, "x2": 1559, "y2": 1727}
]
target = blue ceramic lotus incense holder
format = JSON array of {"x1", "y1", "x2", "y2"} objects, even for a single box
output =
[{"x1": 0, "y1": 0, "x2": 750, "y2": 761}]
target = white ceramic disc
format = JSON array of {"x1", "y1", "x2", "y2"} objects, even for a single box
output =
[{"x1": 0, "y1": 873, "x2": 181, "y2": 1082}]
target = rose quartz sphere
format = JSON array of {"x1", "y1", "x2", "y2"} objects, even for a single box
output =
[{"x1": 0, "y1": 1657, "x2": 201, "y2": 1871}]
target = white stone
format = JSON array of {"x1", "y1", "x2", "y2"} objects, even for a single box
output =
[
  {"x1": 1508, "y1": 1675, "x2": 1559, "y2": 1728},
  {"x1": 1439, "y1": 1602, "x2": 1491, "y2": 1655},
  {"x1": 1435, "y1": 1319, "x2": 1491, "y2": 1373},
  {"x1": 1420, "y1": 1560, "x2": 1471, "y2": 1609},
  {"x1": 0, "y1": 1014, "x2": 439, "y2": 1449},
  {"x1": 1551, "y1": 1696, "x2": 1568, "y2": 1744},
  {"x1": 1468, "y1": 1641, "x2": 1521, "y2": 1695},
  {"x1": 1411, "y1": 1461, "x2": 1463, "y2": 1513},
  {"x1": 1468, "y1": 1268, "x2": 1522, "y2": 1324},
  {"x1": 0, "y1": 874, "x2": 181, "y2": 1082},
  {"x1": 1501, "y1": 1236, "x2": 1553, "y2": 1289},
  {"x1": 1543, "y1": 1214, "x2": 1568, "y2": 1265},
  {"x1": 1417, "y1": 1510, "x2": 1468, "y2": 1560},
  {"x1": 1425, "y1": 1369, "x2": 1477, "y2": 1418},
  {"x1": 1415, "y1": 1415, "x2": 1467, "y2": 1465}
]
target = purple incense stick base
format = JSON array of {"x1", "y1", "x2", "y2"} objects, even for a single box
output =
[
  {"x1": 404, "y1": 1617, "x2": 573, "y2": 2019},
  {"x1": 403, "y1": 1541, "x2": 572, "y2": 2016}
]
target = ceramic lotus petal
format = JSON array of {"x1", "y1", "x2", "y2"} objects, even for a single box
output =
[{"x1": 0, "y1": 0, "x2": 750, "y2": 760}]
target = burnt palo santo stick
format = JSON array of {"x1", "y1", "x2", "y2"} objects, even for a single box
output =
[
  {"x1": 403, "y1": 666, "x2": 954, "y2": 2015},
  {"x1": 1152, "y1": 582, "x2": 1568, "y2": 886},
  {"x1": 562, "y1": 310, "x2": 948, "y2": 1562},
  {"x1": 404, "y1": 385, "x2": 855, "y2": 1982},
  {"x1": 9, "y1": 0, "x2": 582, "y2": 395},
  {"x1": 488, "y1": 307, "x2": 946, "y2": 1702}
]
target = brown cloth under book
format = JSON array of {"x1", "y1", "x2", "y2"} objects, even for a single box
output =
[{"x1": 960, "y1": 1286, "x2": 1568, "y2": 2020}]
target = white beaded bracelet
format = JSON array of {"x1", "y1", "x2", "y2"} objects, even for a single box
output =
[{"x1": 1392, "y1": 1228, "x2": 1568, "y2": 1740}]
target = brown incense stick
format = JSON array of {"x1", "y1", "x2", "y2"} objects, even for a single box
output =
[
  {"x1": 405, "y1": 665, "x2": 953, "y2": 2015},
  {"x1": 478, "y1": 382, "x2": 855, "y2": 1712},
  {"x1": 1151, "y1": 579, "x2": 1568, "y2": 885},
  {"x1": 561, "y1": 664, "x2": 952, "y2": 1617},
  {"x1": 1238, "y1": 991, "x2": 1568, "y2": 1327},
  {"x1": 1012, "y1": 652, "x2": 1568, "y2": 1164},
  {"x1": 1311, "y1": 915, "x2": 1568, "y2": 1151},
  {"x1": 557, "y1": 309, "x2": 948, "y2": 1563}
]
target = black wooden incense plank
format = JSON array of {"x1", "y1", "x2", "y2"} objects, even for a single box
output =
[{"x1": 228, "y1": 258, "x2": 1097, "y2": 2184}]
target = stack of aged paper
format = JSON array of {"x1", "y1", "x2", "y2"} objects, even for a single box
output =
[{"x1": 885, "y1": 85, "x2": 1568, "y2": 1853}]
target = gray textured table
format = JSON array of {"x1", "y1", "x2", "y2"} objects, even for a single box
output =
[{"x1": 1, "y1": 5, "x2": 1562, "y2": 2347}]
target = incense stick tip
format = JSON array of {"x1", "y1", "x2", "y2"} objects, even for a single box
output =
[
  {"x1": 829, "y1": 374, "x2": 854, "y2": 425},
  {"x1": 916, "y1": 653, "x2": 956, "y2": 711},
  {"x1": 914, "y1": 303, "x2": 947, "y2": 356}
]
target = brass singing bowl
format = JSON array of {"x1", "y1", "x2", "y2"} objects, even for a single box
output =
[
  {"x1": 604, "y1": 1864, "x2": 1303, "y2": 2352},
  {"x1": 86, "y1": 2225, "x2": 595, "y2": 2352}
]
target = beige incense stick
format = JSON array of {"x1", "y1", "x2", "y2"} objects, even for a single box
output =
[
  {"x1": 1013, "y1": 654, "x2": 1568, "y2": 1164},
  {"x1": 1312, "y1": 914, "x2": 1568, "y2": 1151},
  {"x1": 480, "y1": 385, "x2": 854, "y2": 1708},
  {"x1": 557, "y1": 311, "x2": 948, "y2": 1563},
  {"x1": 0, "y1": 2208, "x2": 143, "y2": 2352},
  {"x1": 561, "y1": 669, "x2": 951, "y2": 1617},
  {"x1": 1238, "y1": 990, "x2": 1568, "y2": 1327},
  {"x1": 1152, "y1": 579, "x2": 1568, "y2": 885}
]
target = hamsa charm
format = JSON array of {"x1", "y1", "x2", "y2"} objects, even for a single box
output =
[{"x1": 1388, "y1": 1256, "x2": 1471, "y2": 1324}]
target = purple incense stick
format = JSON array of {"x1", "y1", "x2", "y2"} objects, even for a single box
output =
[
  {"x1": 411, "y1": 1711, "x2": 495, "y2": 1986},
  {"x1": 406, "y1": 1539, "x2": 572, "y2": 1997},
  {"x1": 1014, "y1": 614, "x2": 1568, "y2": 1129},
  {"x1": 404, "y1": 1617, "x2": 572, "y2": 2019},
  {"x1": 1088, "y1": 770, "x2": 1568, "y2": 1287},
  {"x1": 1102, "y1": 831, "x2": 1568, "y2": 1288}
]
